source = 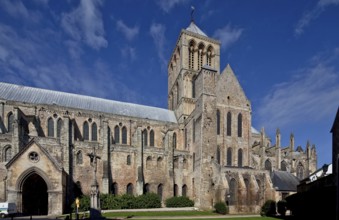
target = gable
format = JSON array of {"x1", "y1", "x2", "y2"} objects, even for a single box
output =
[
  {"x1": 6, "y1": 139, "x2": 62, "y2": 173},
  {"x1": 216, "y1": 64, "x2": 251, "y2": 109}
]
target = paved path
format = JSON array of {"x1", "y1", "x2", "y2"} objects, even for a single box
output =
[{"x1": 3, "y1": 208, "x2": 261, "y2": 220}]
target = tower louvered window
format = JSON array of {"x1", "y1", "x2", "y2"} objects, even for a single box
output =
[
  {"x1": 207, "y1": 47, "x2": 212, "y2": 66},
  {"x1": 198, "y1": 44, "x2": 204, "y2": 70},
  {"x1": 189, "y1": 42, "x2": 194, "y2": 69}
]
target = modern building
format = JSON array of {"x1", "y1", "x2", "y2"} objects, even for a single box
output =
[
  {"x1": 0, "y1": 20, "x2": 317, "y2": 215},
  {"x1": 286, "y1": 107, "x2": 339, "y2": 219}
]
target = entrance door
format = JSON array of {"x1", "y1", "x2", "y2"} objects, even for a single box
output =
[{"x1": 22, "y1": 173, "x2": 48, "y2": 215}]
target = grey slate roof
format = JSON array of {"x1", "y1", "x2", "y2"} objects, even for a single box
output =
[
  {"x1": 0, "y1": 82, "x2": 177, "y2": 123},
  {"x1": 271, "y1": 170, "x2": 300, "y2": 192},
  {"x1": 186, "y1": 22, "x2": 208, "y2": 37}
]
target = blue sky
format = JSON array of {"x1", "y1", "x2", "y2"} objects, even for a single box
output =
[{"x1": 0, "y1": 0, "x2": 338, "y2": 168}]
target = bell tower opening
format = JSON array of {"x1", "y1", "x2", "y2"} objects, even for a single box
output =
[{"x1": 22, "y1": 173, "x2": 48, "y2": 215}]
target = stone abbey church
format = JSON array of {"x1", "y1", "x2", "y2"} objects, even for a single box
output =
[{"x1": 0, "y1": 21, "x2": 317, "y2": 215}]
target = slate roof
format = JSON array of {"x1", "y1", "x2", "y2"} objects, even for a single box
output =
[
  {"x1": 271, "y1": 170, "x2": 300, "y2": 192},
  {"x1": 186, "y1": 21, "x2": 208, "y2": 37},
  {"x1": 0, "y1": 82, "x2": 177, "y2": 123}
]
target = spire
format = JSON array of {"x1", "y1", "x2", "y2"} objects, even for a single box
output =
[{"x1": 191, "y1": 6, "x2": 195, "y2": 23}]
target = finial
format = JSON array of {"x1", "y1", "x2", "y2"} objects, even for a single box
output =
[{"x1": 191, "y1": 6, "x2": 195, "y2": 22}]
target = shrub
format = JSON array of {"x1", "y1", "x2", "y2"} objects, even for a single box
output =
[
  {"x1": 165, "y1": 196, "x2": 194, "y2": 207},
  {"x1": 135, "y1": 193, "x2": 162, "y2": 208},
  {"x1": 261, "y1": 200, "x2": 276, "y2": 216},
  {"x1": 277, "y1": 200, "x2": 287, "y2": 216},
  {"x1": 100, "y1": 194, "x2": 122, "y2": 210},
  {"x1": 214, "y1": 202, "x2": 228, "y2": 215}
]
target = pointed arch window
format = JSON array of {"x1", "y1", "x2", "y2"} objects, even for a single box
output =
[
  {"x1": 227, "y1": 147, "x2": 232, "y2": 166},
  {"x1": 173, "y1": 133, "x2": 177, "y2": 149},
  {"x1": 157, "y1": 184, "x2": 163, "y2": 199},
  {"x1": 7, "y1": 112, "x2": 14, "y2": 133},
  {"x1": 297, "y1": 163, "x2": 304, "y2": 179},
  {"x1": 238, "y1": 113, "x2": 242, "y2": 137},
  {"x1": 48, "y1": 118, "x2": 54, "y2": 137},
  {"x1": 217, "y1": 110, "x2": 221, "y2": 135},
  {"x1": 265, "y1": 159, "x2": 272, "y2": 172},
  {"x1": 4, "y1": 145, "x2": 12, "y2": 162},
  {"x1": 144, "y1": 183, "x2": 150, "y2": 194},
  {"x1": 127, "y1": 155, "x2": 131, "y2": 165},
  {"x1": 122, "y1": 126, "x2": 127, "y2": 144},
  {"x1": 112, "y1": 182, "x2": 118, "y2": 195},
  {"x1": 281, "y1": 161, "x2": 287, "y2": 171},
  {"x1": 127, "y1": 183, "x2": 133, "y2": 195},
  {"x1": 57, "y1": 118, "x2": 62, "y2": 138},
  {"x1": 216, "y1": 146, "x2": 221, "y2": 164},
  {"x1": 174, "y1": 184, "x2": 178, "y2": 197},
  {"x1": 76, "y1": 151, "x2": 83, "y2": 165},
  {"x1": 229, "y1": 178, "x2": 237, "y2": 205},
  {"x1": 157, "y1": 157, "x2": 163, "y2": 167},
  {"x1": 238, "y1": 148, "x2": 243, "y2": 167},
  {"x1": 92, "y1": 122, "x2": 97, "y2": 141},
  {"x1": 142, "y1": 129, "x2": 148, "y2": 146},
  {"x1": 150, "y1": 130, "x2": 155, "y2": 147},
  {"x1": 146, "y1": 156, "x2": 152, "y2": 169},
  {"x1": 182, "y1": 184, "x2": 187, "y2": 197},
  {"x1": 227, "y1": 112, "x2": 232, "y2": 136},
  {"x1": 114, "y1": 125, "x2": 120, "y2": 144},
  {"x1": 83, "y1": 121, "x2": 89, "y2": 141}
]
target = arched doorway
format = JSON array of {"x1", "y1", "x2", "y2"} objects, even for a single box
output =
[{"x1": 22, "y1": 173, "x2": 48, "y2": 215}]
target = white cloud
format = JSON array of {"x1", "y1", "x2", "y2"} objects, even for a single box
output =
[
  {"x1": 156, "y1": 0, "x2": 189, "y2": 13},
  {"x1": 150, "y1": 23, "x2": 167, "y2": 68},
  {"x1": 295, "y1": 0, "x2": 339, "y2": 35},
  {"x1": 61, "y1": 0, "x2": 107, "y2": 50},
  {"x1": 116, "y1": 20, "x2": 139, "y2": 41},
  {"x1": 0, "y1": 0, "x2": 41, "y2": 23},
  {"x1": 257, "y1": 50, "x2": 339, "y2": 131},
  {"x1": 213, "y1": 24, "x2": 243, "y2": 50},
  {"x1": 121, "y1": 46, "x2": 136, "y2": 61}
]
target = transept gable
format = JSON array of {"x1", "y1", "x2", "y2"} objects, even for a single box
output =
[
  {"x1": 216, "y1": 64, "x2": 251, "y2": 109},
  {"x1": 5, "y1": 138, "x2": 63, "y2": 172}
]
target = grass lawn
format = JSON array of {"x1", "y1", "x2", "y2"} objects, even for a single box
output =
[{"x1": 99, "y1": 211, "x2": 277, "y2": 220}]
